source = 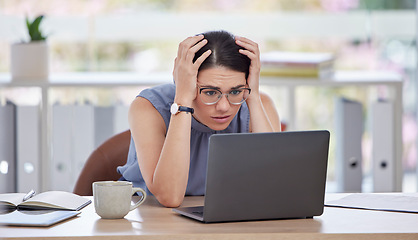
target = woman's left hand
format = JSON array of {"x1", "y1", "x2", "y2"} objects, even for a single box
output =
[
  {"x1": 235, "y1": 36, "x2": 261, "y2": 97},
  {"x1": 235, "y1": 36, "x2": 281, "y2": 133}
]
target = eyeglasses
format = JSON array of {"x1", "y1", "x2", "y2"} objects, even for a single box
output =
[{"x1": 198, "y1": 86, "x2": 251, "y2": 105}]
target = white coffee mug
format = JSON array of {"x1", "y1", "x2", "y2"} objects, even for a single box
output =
[{"x1": 93, "y1": 181, "x2": 147, "y2": 219}]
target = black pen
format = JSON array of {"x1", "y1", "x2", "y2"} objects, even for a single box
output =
[{"x1": 22, "y1": 189, "x2": 36, "y2": 201}]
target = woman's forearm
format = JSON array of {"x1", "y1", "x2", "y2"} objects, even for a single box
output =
[{"x1": 147, "y1": 112, "x2": 192, "y2": 207}]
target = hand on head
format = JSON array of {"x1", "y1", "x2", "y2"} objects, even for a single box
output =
[
  {"x1": 235, "y1": 36, "x2": 261, "y2": 97},
  {"x1": 172, "y1": 31, "x2": 260, "y2": 105},
  {"x1": 172, "y1": 35, "x2": 211, "y2": 105}
]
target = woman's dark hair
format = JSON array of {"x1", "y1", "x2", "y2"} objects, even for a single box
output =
[{"x1": 193, "y1": 30, "x2": 251, "y2": 79}]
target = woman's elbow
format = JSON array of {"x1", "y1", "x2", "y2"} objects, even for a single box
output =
[
  {"x1": 157, "y1": 194, "x2": 184, "y2": 208},
  {"x1": 148, "y1": 186, "x2": 184, "y2": 207}
]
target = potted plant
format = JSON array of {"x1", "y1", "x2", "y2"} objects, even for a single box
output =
[{"x1": 11, "y1": 15, "x2": 49, "y2": 81}]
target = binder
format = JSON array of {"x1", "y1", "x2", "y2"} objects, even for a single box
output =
[
  {"x1": 113, "y1": 104, "x2": 129, "y2": 134},
  {"x1": 371, "y1": 100, "x2": 395, "y2": 192},
  {"x1": 335, "y1": 98, "x2": 363, "y2": 192},
  {"x1": 51, "y1": 105, "x2": 73, "y2": 192},
  {"x1": 94, "y1": 106, "x2": 115, "y2": 148},
  {"x1": 0, "y1": 102, "x2": 16, "y2": 193},
  {"x1": 16, "y1": 105, "x2": 41, "y2": 193},
  {"x1": 72, "y1": 104, "x2": 94, "y2": 188}
]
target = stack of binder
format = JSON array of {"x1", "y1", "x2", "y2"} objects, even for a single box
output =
[
  {"x1": 0, "y1": 101, "x2": 41, "y2": 194},
  {"x1": 0, "y1": 100, "x2": 129, "y2": 193},
  {"x1": 260, "y1": 51, "x2": 335, "y2": 79}
]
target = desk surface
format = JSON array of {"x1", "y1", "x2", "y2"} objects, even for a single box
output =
[{"x1": 1, "y1": 194, "x2": 418, "y2": 240}]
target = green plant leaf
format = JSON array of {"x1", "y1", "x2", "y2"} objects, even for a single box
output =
[
  {"x1": 32, "y1": 15, "x2": 44, "y2": 28},
  {"x1": 27, "y1": 15, "x2": 46, "y2": 41},
  {"x1": 25, "y1": 16, "x2": 30, "y2": 31}
]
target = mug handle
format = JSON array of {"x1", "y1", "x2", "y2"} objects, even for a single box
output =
[{"x1": 129, "y1": 187, "x2": 147, "y2": 211}]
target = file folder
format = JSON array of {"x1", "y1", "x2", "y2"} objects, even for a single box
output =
[
  {"x1": 72, "y1": 104, "x2": 95, "y2": 188},
  {"x1": 372, "y1": 100, "x2": 395, "y2": 192},
  {"x1": 94, "y1": 106, "x2": 115, "y2": 148},
  {"x1": 0, "y1": 101, "x2": 16, "y2": 193},
  {"x1": 335, "y1": 97, "x2": 363, "y2": 192},
  {"x1": 51, "y1": 105, "x2": 73, "y2": 192},
  {"x1": 16, "y1": 105, "x2": 41, "y2": 193},
  {"x1": 113, "y1": 104, "x2": 129, "y2": 134}
]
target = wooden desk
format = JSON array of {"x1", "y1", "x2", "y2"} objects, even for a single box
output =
[{"x1": 1, "y1": 194, "x2": 418, "y2": 239}]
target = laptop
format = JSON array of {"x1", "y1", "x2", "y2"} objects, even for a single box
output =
[{"x1": 173, "y1": 130, "x2": 330, "y2": 223}]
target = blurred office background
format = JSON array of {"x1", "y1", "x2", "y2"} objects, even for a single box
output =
[{"x1": 0, "y1": 0, "x2": 416, "y2": 192}]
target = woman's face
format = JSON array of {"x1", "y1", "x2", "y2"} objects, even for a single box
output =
[{"x1": 192, "y1": 66, "x2": 247, "y2": 131}]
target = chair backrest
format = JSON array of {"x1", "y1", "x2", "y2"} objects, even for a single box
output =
[{"x1": 73, "y1": 130, "x2": 131, "y2": 196}]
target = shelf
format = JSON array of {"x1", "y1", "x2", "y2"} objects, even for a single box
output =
[
  {"x1": 0, "y1": 70, "x2": 404, "y2": 193},
  {"x1": 0, "y1": 72, "x2": 172, "y2": 87},
  {"x1": 0, "y1": 70, "x2": 402, "y2": 87}
]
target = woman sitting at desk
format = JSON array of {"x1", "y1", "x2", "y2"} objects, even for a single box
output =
[{"x1": 118, "y1": 30, "x2": 281, "y2": 207}]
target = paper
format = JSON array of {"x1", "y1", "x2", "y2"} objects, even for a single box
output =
[
  {"x1": 0, "y1": 209, "x2": 80, "y2": 227},
  {"x1": 325, "y1": 193, "x2": 418, "y2": 213}
]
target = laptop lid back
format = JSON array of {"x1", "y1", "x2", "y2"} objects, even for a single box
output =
[{"x1": 203, "y1": 130, "x2": 330, "y2": 223}]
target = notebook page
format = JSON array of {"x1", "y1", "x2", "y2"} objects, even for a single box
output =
[
  {"x1": 325, "y1": 193, "x2": 418, "y2": 213},
  {"x1": 0, "y1": 193, "x2": 26, "y2": 207},
  {"x1": 20, "y1": 191, "x2": 90, "y2": 210}
]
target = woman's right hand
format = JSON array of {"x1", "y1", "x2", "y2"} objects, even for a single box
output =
[{"x1": 172, "y1": 35, "x2": 211, "y2": 105}]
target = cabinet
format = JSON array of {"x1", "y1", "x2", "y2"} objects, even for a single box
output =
[{"x1": 0, "y1": 71, "x2": 403, "y2": 192}]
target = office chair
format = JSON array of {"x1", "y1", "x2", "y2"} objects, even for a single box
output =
[{"x1": 73, "y1": 129, "x2": 131, "y2": 196}]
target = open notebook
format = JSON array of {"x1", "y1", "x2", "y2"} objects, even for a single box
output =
[{"x1": 0, "y1": 191, "x2": 91, "y2": 211}]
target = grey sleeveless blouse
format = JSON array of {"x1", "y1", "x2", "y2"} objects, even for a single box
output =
[{"x1": 117, "y1": 83, "x2": 250, "y2": 196}]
